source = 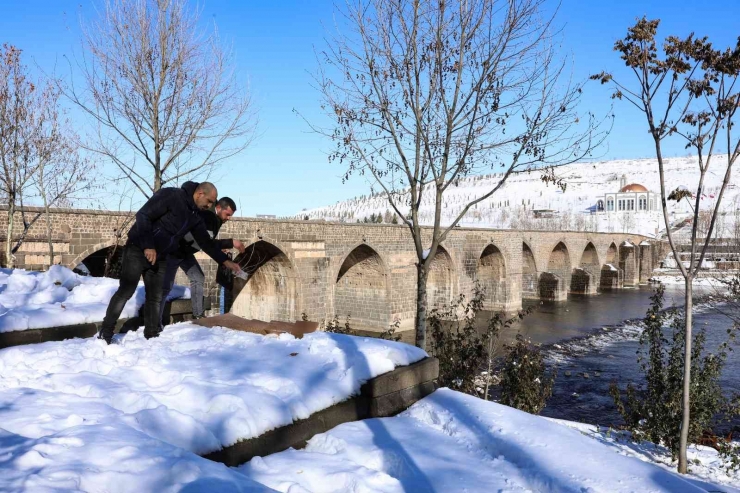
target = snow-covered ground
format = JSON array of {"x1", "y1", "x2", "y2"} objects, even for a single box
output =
[
  {"x1": 0, "y1": 266, "x2": 189, "y2": 333},
  {"x1": 649, "y1": 271, "x2": 730, "y2": 288},
  {"x1": 0, "y1": 323, "x2": 737, "y2": 491},
  {"x1": 0, "y1": 424, "x2": 274, "y2": 492},
  {"x1": 240, "y1": 388, "x2": 739, "y2": 493},
  {"x1": 297, "y1": 155, "x2": 740, "y2": 238},
  {"x1": 0, "y1": 324, "x2": 423, "y2": 491}
]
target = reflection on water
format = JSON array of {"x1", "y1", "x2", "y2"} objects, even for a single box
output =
[{"x1": 495, "y1": 285, "x2": 691, "y2": 347}]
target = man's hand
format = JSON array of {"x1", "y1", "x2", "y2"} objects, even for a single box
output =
[
  {"x1": 223, "y1": 260, "x2": 241, "y2": 274},
  {"x1": 144, "y1": 248, "x2": 157, "y2": 265},
  {"x1": 233, "y1": 239, "x2": 246, "y2": 254}
]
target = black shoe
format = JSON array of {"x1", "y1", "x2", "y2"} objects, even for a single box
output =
[
  {"x1": 97, "y1": 330, "x2": 113, "y2": 345},
  {"x1": 144, "y1": 328, "x2": 161, "y2": 340}
]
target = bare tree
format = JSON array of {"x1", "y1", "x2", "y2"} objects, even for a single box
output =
[
  {"x1": 593, "y1": 18, "x2": 740, "y2": 473},
  {"x1": 69, "y1": 0, "x2": 256, "y2": 197},
  {"x1": 315, "y1": 0, "x2": 609, "y2": 348},
  {"x1": 30, "y1": 140, "x2": 95, "y2": 264},
  {"x1": 0, "y1": 45, "x2": 87, "y2": 268}
]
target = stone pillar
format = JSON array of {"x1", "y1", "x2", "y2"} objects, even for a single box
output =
[
  {"x1": 570, "y1": 268, "x2": 597, "y2": 294},
  {"x1": 639, "y1": 242, "x2": 653, "y2": 284},
  {"x1": 538, "y1": 272, "x2": 567, "y2": 301},
  {"x1": 599, "y1": 265, "x2": 622, "y2": 290},
  {"x1": 620, "y1": 243, "x2": 639, "y2": 287}
]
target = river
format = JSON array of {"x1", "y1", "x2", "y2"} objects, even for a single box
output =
[{"x1": 494, "y1": 284, "x2": 740, "y2": 431}]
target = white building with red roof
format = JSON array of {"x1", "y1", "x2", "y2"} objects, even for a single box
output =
[{"x1": 598, "y1": 175, "x2": 659, "y2": 213}]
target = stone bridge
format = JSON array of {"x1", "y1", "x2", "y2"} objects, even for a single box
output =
[{"x1": 2, "y1": 206, "x2": 656, "y2": 334}]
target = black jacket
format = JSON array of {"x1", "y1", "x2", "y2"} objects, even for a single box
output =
[
  {"x1": 126, "y1": 181, "x2": 229, "y2": 265},
  {"x1": 176, "y1": 209, "x2": 234, "y2": 258}
]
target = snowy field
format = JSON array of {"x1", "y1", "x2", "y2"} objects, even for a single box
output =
[
  {"x1": 241, "y1": 389, "x2": 739, "y2": 493},
  {"x1": 0, "y1": 266, "x2": 189, "y2": 333},
  {"x1": 298, "y1": 155, "x2": 740, "y2": 238},
  {"x1": 0, "y1": 325, "x2": 737, "y2": 491}
]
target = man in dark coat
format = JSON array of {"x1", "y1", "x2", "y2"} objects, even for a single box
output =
[
  {"x1": 98, "y1": 181, "x2": 241, "y2": 344},
  {"x1": 159, "y1": 196, "x2": 245, "y2": 324}
]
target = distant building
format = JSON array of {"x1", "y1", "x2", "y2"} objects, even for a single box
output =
[
  {"x1": 533, "y1": 209, "x2": 558, "y2": 219},
  {"x1": 256, "y1": 214, "x2": 277, "y2": 219},
  {"x1": 600, "y1": 175, "x2": 659, "y2": 213}
]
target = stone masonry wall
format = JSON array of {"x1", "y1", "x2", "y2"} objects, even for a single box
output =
[{"x1": 0, "y1": 206, "x2": 657, "y2": 334}]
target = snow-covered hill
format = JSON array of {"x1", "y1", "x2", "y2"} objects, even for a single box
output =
[{"x1": 295, "y1": 155, "x2": 740, "y2": 239}]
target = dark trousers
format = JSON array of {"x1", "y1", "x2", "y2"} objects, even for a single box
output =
[
  {"x1": 159, "y1": 254, "x2": 206, "y2": 327},
  {"x1": 100, "y1": 243, "x2": 167, "y2": 339}
]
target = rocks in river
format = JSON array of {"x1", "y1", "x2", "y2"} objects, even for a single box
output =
[
  {"x1": 583, "y1": 373, "x2": 590, "y2": 379},
  {"x1": 564, "y1": 371, "x2": 572, "y2": 377},
  {"x1": 594, "y1": 371, "x2": 601, "y2": 377}
]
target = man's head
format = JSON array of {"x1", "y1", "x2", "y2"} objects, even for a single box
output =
[
  {"x1": 193, "y1": 182, "x2": 217, "y2": 211},
  {"x1": 215, "y1": 197, "x2": 237, "y2": 222}
]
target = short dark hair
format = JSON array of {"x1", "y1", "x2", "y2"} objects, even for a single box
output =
[
  {"x1": 217, "y1": 197, "x2": 237, "y2": 212},
  {"x1": 196, "y1": 182, "x2": 216, "y2": 195}
]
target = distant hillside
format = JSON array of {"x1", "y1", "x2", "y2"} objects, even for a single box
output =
[{"x1": 293, "y1": 155, "x2": 740, "y2": 239}]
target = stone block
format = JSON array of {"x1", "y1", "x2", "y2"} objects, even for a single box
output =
[
  {"x1": 361, "y1": 357, "x2": 439, "y2": 397},
  {"x1": 203, "y1": 394, "x2": 371, "y2": 467},
  {"x1": 369, "y1": 380, "x2": 437, "y2": 417}
]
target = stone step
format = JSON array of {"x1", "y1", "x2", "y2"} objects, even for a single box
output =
[
  {"x1": 203, "y1": 356, "x2": 439, "y2": 467},
  {"x1": 0, "y1": 298, "x2": 199, "y2": 349}
]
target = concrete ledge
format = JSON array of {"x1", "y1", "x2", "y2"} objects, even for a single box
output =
[
  {"x1": 204, "y1": 397, "x2": 371, "y2": 467},
  {"x1": 0, "y1": 298, "x2": 197, "y2": 350},
  {"x1": 361, "y1": 357, "x2": 439, "y2": 397},
  {"x1": 202, "y1": 356, "x2": 439, "y2": 467}
]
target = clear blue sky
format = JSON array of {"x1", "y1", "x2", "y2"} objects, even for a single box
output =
[{"x1": 1, "y1": 0, "x2": 738, "y2": 216}]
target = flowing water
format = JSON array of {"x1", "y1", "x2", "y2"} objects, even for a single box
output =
[{"x1": 488, "y1": 285, "x2": 740, "y2": 430}]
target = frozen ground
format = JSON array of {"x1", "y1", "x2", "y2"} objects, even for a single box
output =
[
  {"x1": 0, "y1": 266, "x2": 189, "y2": 333},
  {"x1": 240, "y1": 389, "x2": 740, "y2": 493}
]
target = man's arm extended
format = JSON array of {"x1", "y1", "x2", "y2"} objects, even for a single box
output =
[{"x1": 190, "y1": 220, "x2": 241, "y2": 272}]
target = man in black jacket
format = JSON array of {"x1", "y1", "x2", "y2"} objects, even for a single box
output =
[
  {"x1": 98, "y1": 181, "x2": 241, "y2": 344},
  {"x1": 158, "y1": 196, "x2": 245, "y2": 324}
]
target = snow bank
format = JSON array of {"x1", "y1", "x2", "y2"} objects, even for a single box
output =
[
  {"x1": 649, "y1": 274, "x2": 727, "y2": 288},
  {"x1": 0, "y1": 424, "x2": 274, "y2": 492},
  {"x1": 0, "y1": 324, "x2": 426, "y2": 456},
  {"x1": 239, "y1": 388, "x2": 736, "y2": 493},
  {"x1": 0, "y1": 266, "x2": 189, "y2": 333}
]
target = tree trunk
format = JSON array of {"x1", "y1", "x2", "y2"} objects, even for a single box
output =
[
  {"x1": 154, "y1": 166, "x2": 162, "y2": 193},
  {"x1": 678, "y1": 277, "x2": 693, "y2": 474},
  {"x1": 5, "y1": 200, "x2": 15, "y2": 269},
  {"x1": 415, "y1": 263, "x2": 429, "y2": 350}
]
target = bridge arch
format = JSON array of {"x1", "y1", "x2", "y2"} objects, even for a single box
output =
[
  {"x1": 477, "y1": 243, "x2": 508, "y2": 309},
  {"x1": 231, "y1": 240, "x2": 298, "y2": 322},
  {"x1": 571, "y1": 241, "x2": 600, "y2": 294},
  {"x1": 334, "y1": 243, "x2": 390, "y2": 332},
  {"x1": 428, "y1": 245, "x2": 456, "y2": 310},
  {"x1": 68, "y1": 240, "x2": 122, "y2": 277},
  {"x1": 540, "y1": 241, "x2": 571, "y2": 301}
]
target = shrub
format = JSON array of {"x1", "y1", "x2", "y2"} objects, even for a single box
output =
[
  {"x1": 499, "y1": 334, "x2": 555, "y2": 414},
  {"x1": 610, "y1": 285, "x2": 738, "y2": 462},
  {"x1": 428, "y1": 286, "x2": 488, "y2": 395}
]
